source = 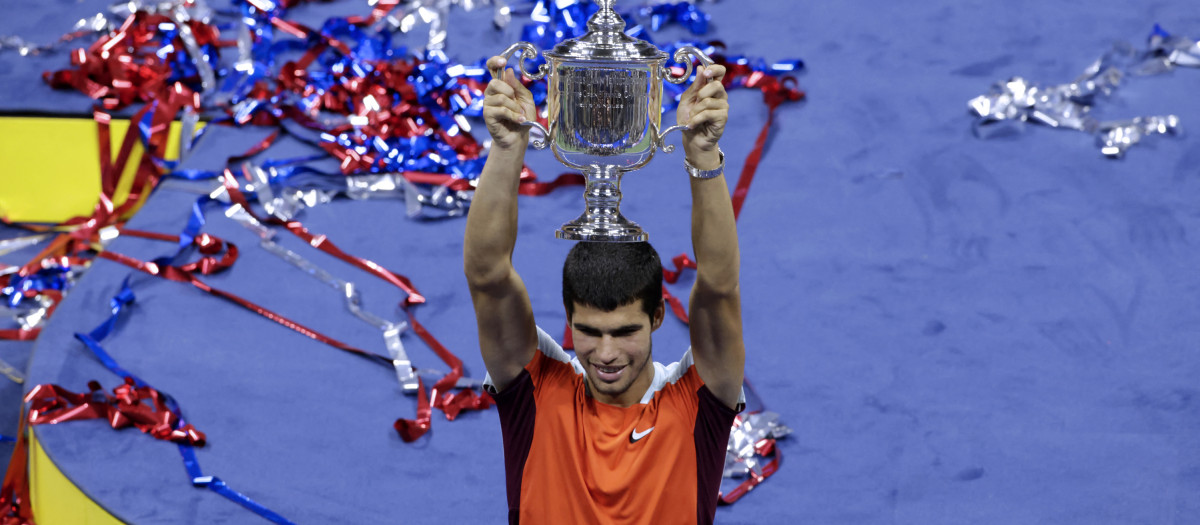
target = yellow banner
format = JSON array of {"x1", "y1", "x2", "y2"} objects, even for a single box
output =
[
  {"x1": 29, "y1": 428, "x2": 123, "y2": 524},
  {"x1": 0, "y1": 116, "x2": 203, "y2": 224}
]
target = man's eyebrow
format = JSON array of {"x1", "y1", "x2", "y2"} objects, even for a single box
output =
[{"x1": 572, "y1": 323, "x2": 643, "y2": 334}]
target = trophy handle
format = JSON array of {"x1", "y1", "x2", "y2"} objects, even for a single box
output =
[
  {"x1": 498, "y1": 42, "x2": 549, "y2": 80},
  {"x1": 656, "y1": 123, "x2": 687, "y2": 153},
  {"x1": 662, "y1": 45, "x2": 715, "y2": 85},
  {"x1": 522, "y1": 120, "x2": 550, "y2": 150}
]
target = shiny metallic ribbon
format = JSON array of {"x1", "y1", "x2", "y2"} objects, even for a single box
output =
[
  {"x1": 222, "y1": 170, "x2": 480, "y2": 391},
  {"x1": 0, "y1": 358, "x2": 23, "y2": 385},
  {"x1": 720, "y1": 410, "x2": 790, "y2": 504},
  {"x1": 969, "y1": 26, "x2": 1196, "y2": 158},
  {"x1": 0, "y1": 235, "x2": 50, "y2": 259},
  {"x1": 216, "y1": 174, "x2": 493, "y2": 441},
  {"x1": 0, "y1": 14, "x2": 110, "y2": 56},
  {"x1": 224, "y1": 202, "x2": 422, "y2": 393},
  {"x1": 236, "y1": 161, "x2": 474, "y2": 220},
  {"x1": 724, "y1": 411, "x2": 790, "y2": 478}
]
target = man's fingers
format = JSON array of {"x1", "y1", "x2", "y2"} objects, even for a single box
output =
[
  {"x1": 703, "y1": 64, "x2": 726, "y2": 84},
  {"x1": 688, "y1": 108, "x2": 726, "y2": 130},
  {"x1": 687, "y1": 98, "x2": 729, "y2": 127},
  {"x1": 689, "y1": 97, "x2": 729, "y2": 117},
  {"x1": 505, "y1": 70, "x2": 538, "y2": 107},
  {"x1": 680, "y1": 69, "x2": 703, "y2": 99},
  {"x1": 697, "y1": 80, "x2": 727, "y2": 101},
  {"x1": 483, "y1": 104, "x2": 526, "y2": 125},
  {"x1": 521, "y1": 102, "x2": 539, "y2": 122},
  {"x1": 487, "y1": 56, "x2": 507, "y2": 79},
  {"x1": 485, "y1": 77, "x2": 515, "y2": 98},
  {"x1": 485, "y1": 93, "x2": 527, "y2": 119}
]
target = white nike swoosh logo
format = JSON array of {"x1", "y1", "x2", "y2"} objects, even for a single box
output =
[{"x1": 630, "y1": 427, "x2": 655, "y2": 443}]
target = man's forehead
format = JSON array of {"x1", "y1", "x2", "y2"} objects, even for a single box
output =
[{"x1": 570, "y1": 301, "x2": 647, "y2": 325}]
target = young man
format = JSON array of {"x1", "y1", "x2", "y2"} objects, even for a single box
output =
[{"x1": 464, "y1": 55, "x2": 745, "y2": 525}]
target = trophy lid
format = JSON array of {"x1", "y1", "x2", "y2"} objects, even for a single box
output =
[{"x1": 544, "y1": 0, "x2": 666, "y2": 62}]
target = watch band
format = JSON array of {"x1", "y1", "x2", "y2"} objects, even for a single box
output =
[{"x1": 684, "y1": 148, "x2": 724, "y2": 179}]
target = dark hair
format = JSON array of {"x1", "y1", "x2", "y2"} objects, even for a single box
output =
[{"x1": 563, "y1": 242, "x2": 663, "y2": 320}]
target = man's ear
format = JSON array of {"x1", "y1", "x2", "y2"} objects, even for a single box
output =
[{"x1": 651, "y1": 300, "x2": 665, "y2": 331}]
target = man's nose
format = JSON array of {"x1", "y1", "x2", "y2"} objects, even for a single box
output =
[{"x1": 594, "y1": 335, "x2": 619, "y2": 362}]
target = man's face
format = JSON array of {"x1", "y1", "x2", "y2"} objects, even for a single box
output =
[{"x1": 569, "y1": 299, "x2": 664, "y2": 407}]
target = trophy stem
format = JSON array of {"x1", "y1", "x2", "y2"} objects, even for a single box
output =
[{"x1": 555, "y1": 165, "x2": 647, "y2": 242}]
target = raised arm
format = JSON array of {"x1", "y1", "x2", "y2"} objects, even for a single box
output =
[
  {"x1": 463, "y1": 57, "x2": 540, "y2": 392},
  {"x1": 678, "y1": 65, "x2": 745, "y2": 409}
]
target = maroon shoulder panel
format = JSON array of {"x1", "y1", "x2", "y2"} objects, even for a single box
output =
[
  {"x1": 492, "y1": 369, "x2": 537, "y2": 524},
  {"x1": 694, "y1": 385, "x2": 739, "y2": 525}
]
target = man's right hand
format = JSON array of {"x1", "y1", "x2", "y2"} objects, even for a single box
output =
[{"x1": 484, "y1": 56, "x2": 539, "y2": 152}]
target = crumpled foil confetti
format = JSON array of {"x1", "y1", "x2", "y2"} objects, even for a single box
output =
[
  {"x1": 725, "y1": 411, "x2": 791, "y2": 479},
  {"x1": 969, "y1": 24, "x2": 1195, "y2": 158}
]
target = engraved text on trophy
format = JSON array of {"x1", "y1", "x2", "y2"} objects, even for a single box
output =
[{"x1": 558, "y1": 67, "x2": 651, "y2": 156}]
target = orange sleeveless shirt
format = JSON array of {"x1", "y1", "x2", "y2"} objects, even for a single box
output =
[{"x1": 489, "y1": 329, "x2": 738, "y2": 524}]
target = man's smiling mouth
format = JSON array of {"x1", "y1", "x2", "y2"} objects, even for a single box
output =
[{"x1": 592, "y1": 363, "x2": 625, "y2": 382}]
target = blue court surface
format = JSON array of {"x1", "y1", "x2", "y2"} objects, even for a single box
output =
[{"x1": 2, "y1": 0, "x2": 1200, "y2": 523}]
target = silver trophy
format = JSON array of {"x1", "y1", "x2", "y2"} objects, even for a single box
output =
[{"x1": 498, "y1": 0, "x2": 713, "y2": 242}]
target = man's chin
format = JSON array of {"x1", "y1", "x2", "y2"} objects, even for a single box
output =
[{"x1": 588, "y1": 377, "x2": 630, "y2": 398}]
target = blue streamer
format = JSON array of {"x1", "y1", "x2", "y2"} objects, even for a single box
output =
[{"x1": 64, "y1": 226, "x2": 297, "y2": 524}]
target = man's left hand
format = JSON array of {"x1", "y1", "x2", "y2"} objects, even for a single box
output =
[{"x1": 677, "y1": 64, "x2": 728, "y2": 167}]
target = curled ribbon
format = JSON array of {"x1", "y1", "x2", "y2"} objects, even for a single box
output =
[{"x1": 25, "y1": 380, "x2": 206, "y2": 446}]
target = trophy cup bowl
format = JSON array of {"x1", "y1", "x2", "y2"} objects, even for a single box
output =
[{"x1": 494, "y1": 0, "x2": 713, "y2": 242}]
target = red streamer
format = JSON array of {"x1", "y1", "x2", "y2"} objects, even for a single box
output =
[
  {"x1": 24, "y1": 380, "x2": 206, "y2": 446},
  {"x1": 44, "y1": 11, "x2": 206, "y2": 111},
  {"x1": 96, "y1": 232, "x2": 394, "y2": 368},
  {"x1": 221, "y1": 173, "x2": 494, "y2": 441},
  {"x1": 0, "y1": 379, "x2": 207, "y2": 524}
]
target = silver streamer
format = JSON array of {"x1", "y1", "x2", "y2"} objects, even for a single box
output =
[
  {"x1": 0, "y1": 35, "x2": 55, "y2": 56},
  {"x1": 0, "y1": 13, "x2": 112, "y2": 56},
  {"x1": 168, "y1": 5, "x2": 217, "y2": 95},
  {"x1": 343, "y1": 173, "x2": 473, "y2": 219},
  {"x1": 1097, "y1": 115, "x2": 1182, "y2": 159},
  {"x1": 969, "y1": 27, "x2": 1196, "y2": 158},
  {"x1": 13, "y1": 295, "x2": 54, "y2": 333},
  {"x1": 724, "y1": 411, "x2": 790, "y2": 480},
  {"x1": 179, "y1": 106, "x2": 202, "y2": 161},
  {"x1": 110, "y1": 0, "x2": 215, "y2": 24},
  {"x1": 0, "y1": 234, "x2": 50, "y2": 258},
  {"x1": 403, "y1": 179, "x2": 472, "y2": 219},
  {"x1": 345, "y1": 174, "x2": 406, "y2": 200},
  {"x1": 227, "y1": 164, "x2": 471, "y2": 220},
  {"x1": 220, "y1": 176, "x2": 479, "y2": 392},
  {"x1": 224, "y1": 202, "x2": 422, "y2": 393},
  {"x1": 245, "y1": 164, "x2": 310, "y2": 221},
  {"x1": 0, "y1": 358, "x2": 24, "y2": 385}
]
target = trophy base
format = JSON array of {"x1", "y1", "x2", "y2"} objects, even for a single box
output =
[{"x1": 556, "y1": 219, "x2": 647, "y2": 243}]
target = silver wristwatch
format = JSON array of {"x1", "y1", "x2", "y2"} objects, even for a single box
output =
[{"x1": 684, "y1": 149, "x2": 725, "y2": 179}]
